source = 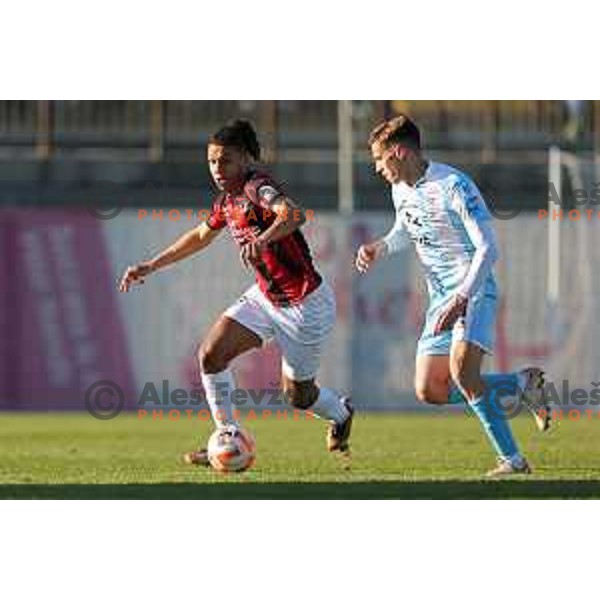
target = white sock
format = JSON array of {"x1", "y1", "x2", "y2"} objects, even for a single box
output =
[
  {"x1": 201, "y1": 368, "x2": 239, "y2": 428},
  {"x1": 310, "y1": 388, "x2": 349, "y2": 424}
]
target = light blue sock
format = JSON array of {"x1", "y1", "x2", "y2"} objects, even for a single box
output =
[
  {"x1": 448, "y1": 373, "x2": 520, "y2": 405},
  {"x1": 448, "y1": 386, "x2": 465, "y2": 404},
  {"x1": 469, "y1": 384, "x2": 521, "y2": 460}
]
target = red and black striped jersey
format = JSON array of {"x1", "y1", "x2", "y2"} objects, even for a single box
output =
[{"x1": 206, "y1": 170, "x2": 322, "y2": 306}]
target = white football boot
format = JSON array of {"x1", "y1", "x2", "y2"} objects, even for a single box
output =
[
  {"x1": 518, "y1": 367, "x2": 551, "y2": 432},
  {"x1": 486, "y1": 456, "x2": 532, "y2": 477}
]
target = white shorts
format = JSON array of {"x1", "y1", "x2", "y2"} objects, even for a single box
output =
[{"x1": 224, "y1": 281, "x2": 336, "y2": 381}]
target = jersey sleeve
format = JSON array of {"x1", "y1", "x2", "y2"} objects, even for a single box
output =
[
  {"x1": 450, "y1": 176, "x2": 498, "y2": 298},
  {"x1": 244, "y1": 172, "x2": 285, "y2": 210},
  {"x1": 205, "y1": 193, "x2": 227, "y2": 230},
  {"x1": 256, "y1": 183, "x2": 283, "y2": 207},
  {"x1": 383, "y1": 190, "x2": 408, "y2": 255}
]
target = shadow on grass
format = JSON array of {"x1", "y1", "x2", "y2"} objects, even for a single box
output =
[{"x1": 1, "y1": 480, "x2": 600, "y2": 499}]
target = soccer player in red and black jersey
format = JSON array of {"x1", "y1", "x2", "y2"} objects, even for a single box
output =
[{"x1": 119, "y1": 120, "x2": 353, "y2": 466}]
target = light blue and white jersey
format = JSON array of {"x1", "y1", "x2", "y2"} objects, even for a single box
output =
[{"x1": 384, "y1": 161, "x2": 498, "y2": 306}]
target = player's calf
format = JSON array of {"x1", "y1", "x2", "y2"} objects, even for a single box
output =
[{"x1": 283, "y1": 380, "x2": 319, "y2": 410}]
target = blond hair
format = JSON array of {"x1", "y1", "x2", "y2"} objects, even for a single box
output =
[{"x1": 368, "y1": 114, "x2": 421, "y2": 150}]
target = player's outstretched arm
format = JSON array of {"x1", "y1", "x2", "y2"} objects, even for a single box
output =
[
  {"x1": 354, "y1": 239, "x2": 388, "y2": 274},
  {"x1": 355, "y1": 198, "x2": 407, "y2": 274},
  {"x1": 118, "y1": 222, "x2": 221, "y2": 292}
]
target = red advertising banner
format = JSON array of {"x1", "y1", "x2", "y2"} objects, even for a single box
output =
[{"x1": 1, "y1": 208, "x2": 136, "y2": 410}]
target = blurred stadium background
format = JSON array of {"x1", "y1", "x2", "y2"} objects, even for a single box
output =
[{"x1": 1, "y1": 100, "x2": 599, "y2": 413}]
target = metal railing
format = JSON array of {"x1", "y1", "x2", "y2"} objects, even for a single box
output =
[{"x1": 0, "y1": 100, "x2": 598, "y2": 161}]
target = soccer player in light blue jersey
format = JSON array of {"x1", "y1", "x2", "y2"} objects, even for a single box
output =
[{"x1": 356, "y1": 115, "x2": 550, "y2": 477}]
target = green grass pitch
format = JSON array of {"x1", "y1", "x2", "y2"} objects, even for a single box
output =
[{"x1": 0, "y1": 411, "x2": 599, "y2": 499}]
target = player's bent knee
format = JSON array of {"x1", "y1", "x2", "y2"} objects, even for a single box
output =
[
  {"x1": 198, "y1": 344, "x2": 228, "y2": 375},
  {"x1": 415, "y1": 384, "x2": 448, "y2": 405}
]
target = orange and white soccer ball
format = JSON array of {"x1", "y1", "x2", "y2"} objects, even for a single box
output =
[{"x1": 207, "y1": 425, "x2": 256, "y2": 472}]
